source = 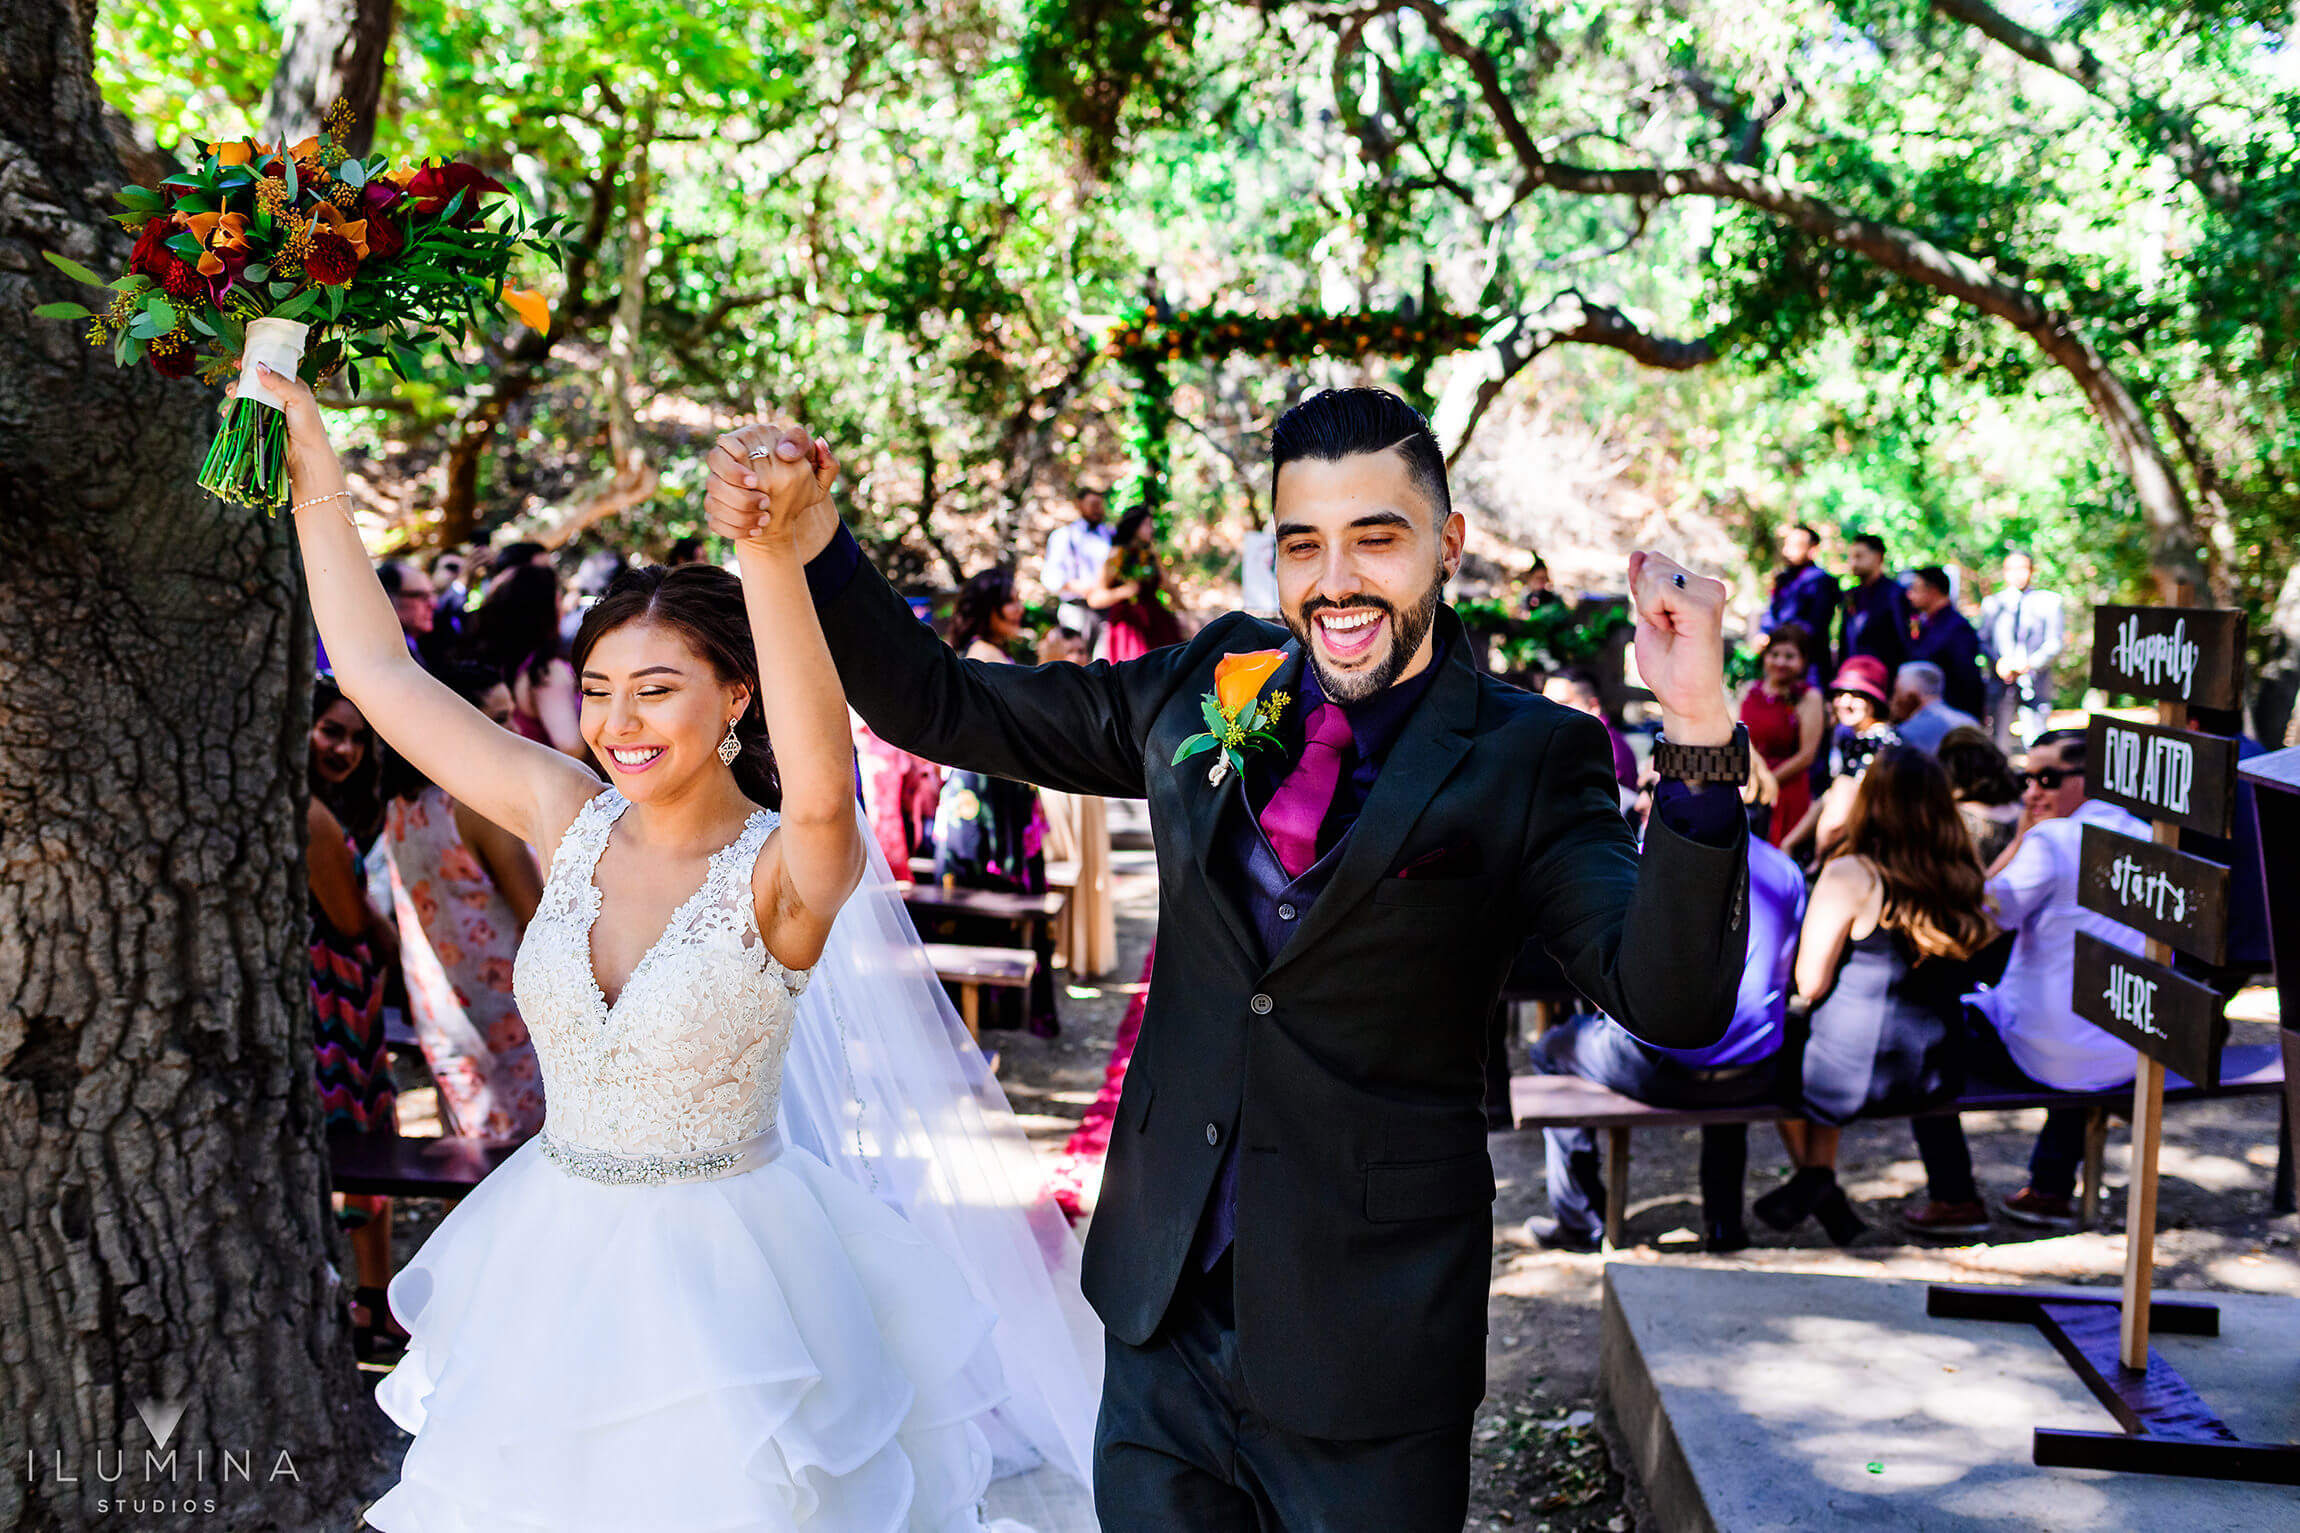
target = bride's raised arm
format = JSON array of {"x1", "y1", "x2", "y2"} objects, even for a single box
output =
[
  {"x1": 717, "y1": 422, "x2": 864, "y2": 968},
  {"x1": 264, "y1": 363, "x2": 602, "y2": 852}
]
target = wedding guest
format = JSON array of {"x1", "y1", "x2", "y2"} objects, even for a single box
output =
[
  {"x1": 1044, "y1": 485, "x2": 1115, "y2": 648},
  {"x1": 1780, "y1": 655, "x2": 1899, "y2": 859},
  {"x1": 420, "y1": 548, "x2": 473, "y2": 671},
  {"x1": 1890, "y1": 661, "x2": 1981, "y2": 755},
  {"x1": 1543, "y1": 669, "x2": 1638, "y2": 792},
  {"x1": 1936, "y1": 724, "x2": 2024, "y2": 867},
  {"x1": 1739, "y1": 622, "x2": 1826, "y2": 846},
  {"x1": 1764, "y1": 523, "x2": 1839, "y2": 677},
  {"x1": 854, "y1": 716, "x2": 943, "y2": 874},
  {"x1": 1837, "y1": 533, "x2": 1911, "y2": 673},
  {"x1": 471, "y1": 563, "x2": 586, "y2": 757},
  {"x1": 1904, "y1": 565, "x2": 1985, "y2": 717},
  {"x1": 1978, "y1": 550, "x2": 2063, "y2": 749},
  {"x1": 322, "y1": 559, "x2": 433, "y2": 675},
  {"x1": 1903, "y1": 729, "x2": 2145, "y2": 1234},
  {"x1": 563, "y1": 549, "x2": 629, "y2": 646},
  {"x1": 1089, "y1": 508, "x2": 1185, "y2": 662},
  {"x1": 665, "y1": 534, "x2": 707, "y2": 566},
  {"x1": 380, "y1": 662, "x2": 548, "y2": 1143},
  {"x1": 1759, "y1": 747, "x2": 1996, "y2": 1245},
  {"x1": 307, "y1": 677, "x2": 403, "y2": 1360},
  {"x1": 933, "y1": 568, "x2": 1059, "y2": 1035},
  {"x1": 1527, "y1": 827, "x2": 1807, "y2": 1253},
  {"x1": 1525, "y1": 556, "x2": 1561, "y2": 610},
  {"x1": 480, "y1": 538, "x2": 551, "y2": 598}
]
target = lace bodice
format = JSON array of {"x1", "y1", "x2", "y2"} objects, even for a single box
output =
[{"x1": 514, "y1": 789, "x2": 812, "y2": 1156}]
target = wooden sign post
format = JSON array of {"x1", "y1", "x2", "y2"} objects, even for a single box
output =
[{"x1": 1933, "y1": 601, "x2": 2300, "y2": 1484}]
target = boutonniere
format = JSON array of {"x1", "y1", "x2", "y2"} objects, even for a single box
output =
[{"x1": 1173, "y1": 649, "x2": 1291, "y2": 787}]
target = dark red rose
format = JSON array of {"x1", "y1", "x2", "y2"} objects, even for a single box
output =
[
  {"x1": 149, "y1": 345, "x2": 198, "y2": 379},
  {"x1": 364, "y1": 212, "x2": 405, "y2": 262},
  {"x1": 360, "y1": 177, "x2": 408, "y2": 216},
  {"x1": 160, "y1": 257, "x2": 205, "y2": 303},
  {"x1": 305, "y1": 231, "x2": 362, "y2": 286},
  {"x1": 129, "y1": 218, "x2": 173, "y2": 277},
  {"x1": 404, "y1": 161, "x2": 507, "y2": 224}
]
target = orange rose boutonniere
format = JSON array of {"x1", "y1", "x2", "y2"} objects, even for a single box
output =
[{"x1": 1174, "y1": 649, "x2": 1291, "y2": 786}]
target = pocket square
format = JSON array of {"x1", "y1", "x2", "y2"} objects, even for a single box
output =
[{"x1": 1396, "y1": 841, "x2": 1482, "y2": 879}]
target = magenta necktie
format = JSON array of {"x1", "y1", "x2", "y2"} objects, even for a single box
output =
[{"x1": 1258, "y1": 703, "x2": 1354, "y2": 879}]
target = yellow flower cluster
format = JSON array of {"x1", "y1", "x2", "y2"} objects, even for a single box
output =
[{"x1": 255, "y1": 176, "x2": 292, "y2": 216}]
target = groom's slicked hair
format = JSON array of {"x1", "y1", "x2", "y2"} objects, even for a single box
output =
[{"x1": 1270, "y1": 387, "x2": 1451, "y2": 526}]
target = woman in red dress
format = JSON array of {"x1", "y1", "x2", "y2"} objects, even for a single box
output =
[
  {"x1": 1740, "y1": 621, "x2": 1827, "y2": 846},
  {"x1": 1089, "y1": 508, "x2": 1185, "y2": 662}
]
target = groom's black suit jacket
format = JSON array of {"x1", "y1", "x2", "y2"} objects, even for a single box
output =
[{"x1": 813, "y1": 545, "x2": 1748, "y2": 1441}]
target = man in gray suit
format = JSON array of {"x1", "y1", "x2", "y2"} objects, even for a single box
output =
[{"x1": 1978, "y1": 550, "x2": 2063, "y2": 750}]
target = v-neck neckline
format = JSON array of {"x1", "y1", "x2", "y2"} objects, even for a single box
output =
[{"x1": 575, "y1": 791, "x2": 765, "y2": 1024}]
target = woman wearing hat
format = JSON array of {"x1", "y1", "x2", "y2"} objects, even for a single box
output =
[{"x1": 1780, "y1": 653, "x2": 1900, "y2": 860}]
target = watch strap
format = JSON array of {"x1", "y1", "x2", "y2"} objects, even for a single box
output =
[{"x1": 1651, "y1": 722, "x2": 1751, "y2": 786}]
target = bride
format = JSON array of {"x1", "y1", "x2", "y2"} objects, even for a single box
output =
[{"x1": 256, "y1": 364, "x2": 1096, "y2": 1531}]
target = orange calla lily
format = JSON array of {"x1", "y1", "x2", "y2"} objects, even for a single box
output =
[
  {"x1": 500, "y1": 284, "x2": 552, "y2": 335},
  {"x1": 174, "y1": 208, "x2": 253, "y2": 275},
  {"x1": 214, "y1": 140, "x2": 258, "y2": 167},
  {"x1": 312, "y1": 202, "x2": 370, "y2": 257},
  {"x1": 1214, "y1": 649, "x2": 1286, "y2": 716}
]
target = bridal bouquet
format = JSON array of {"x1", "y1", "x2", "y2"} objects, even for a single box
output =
[{"x1": 38, "y1": 99, "x2": 564, "y2": 510}]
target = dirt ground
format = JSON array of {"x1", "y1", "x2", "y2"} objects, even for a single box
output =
[{"x1": 382, "y1": 823, "x2": 2296, "y2": 1532}]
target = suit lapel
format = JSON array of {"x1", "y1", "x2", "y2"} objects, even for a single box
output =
[
  {"x1": 1265, "y1": 619, "x2": 1479, "y2": 975},
  {"x1": 1175, "y1": 635, "x2": 1307, "y2": 966}
]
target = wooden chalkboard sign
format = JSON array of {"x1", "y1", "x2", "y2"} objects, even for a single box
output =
[
  {"x1": 2086, "y1": 715, "x2": 2238, "y2": 839},
  {"x1": 2077, "y1": 823, "x2": 2232, "y2": 967},
  {"x1": 2090, "y1": 605, "x2": 2246, "y2": 711},
  {"x1": 2071, "y1": 929, "x2": 2227, "y2": 1088}
]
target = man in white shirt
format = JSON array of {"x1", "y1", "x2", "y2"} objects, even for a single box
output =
[
  {"x1": 1043, "y1": 487, "x2": 1114, "y2": 647},
  {"x1": 1903, "y1": 729, "x2": 2149, "y2": 1235}
]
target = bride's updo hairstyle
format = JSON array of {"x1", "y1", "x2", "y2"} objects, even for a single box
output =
[{"x1": 571, "y1": 563, "x2": 782, "y2": 808}]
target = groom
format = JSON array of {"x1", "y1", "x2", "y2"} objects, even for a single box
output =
[{"x1": 707, "y1": 389, "x2": 1749, "y2": 1531}]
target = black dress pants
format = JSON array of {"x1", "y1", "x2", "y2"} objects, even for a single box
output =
[{"x1": 1093, "y1": 1250, "x2": 1473, "y2": 1532}]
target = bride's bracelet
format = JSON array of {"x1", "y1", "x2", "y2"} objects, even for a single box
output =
[{"x1": 291, "y1": 489, "x2": 354, "y2": 518}]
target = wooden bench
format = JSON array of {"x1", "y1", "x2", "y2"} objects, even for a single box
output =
[
  {"x1": 328, "y1": 1128, "x2": 520, "y2": 1199},
  {"x1": 1507, "y1": 1042, "x2": 2288, "y2": 1250},
  {"x1": 923, "y1": 942, "x2": 1039, "y2": 1041}
]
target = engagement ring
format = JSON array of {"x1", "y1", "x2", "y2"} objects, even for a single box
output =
[{"x1": 746, "y1": 447, "x2": 775, "y2": 461}]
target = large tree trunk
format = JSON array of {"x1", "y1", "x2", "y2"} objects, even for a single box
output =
[
  {"x1": 262, "y1": 0, "x2": 398, "y2": 156},
  {"x1": 0, "y1": 2, "x2": 382, "y2": 1527}
]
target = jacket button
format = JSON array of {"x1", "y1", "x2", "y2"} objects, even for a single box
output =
[
  {"x1": 1206, "y1": 1122, "x2": 1221, "y2": 1146},
  {"x1": 1250, "y1": 993, "x2": 1274, "y2": 1015},
  {"x1": 1277, "y1": 903, "x2": 1297, "y2": 921}
]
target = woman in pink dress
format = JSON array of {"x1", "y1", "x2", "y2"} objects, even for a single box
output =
[
  {"x1": 381, "y1": 663, "x2": 549, "y2": 1141},
  {"x1": 1089, "y1": 508, "x2": 1185, "y2": 662}
]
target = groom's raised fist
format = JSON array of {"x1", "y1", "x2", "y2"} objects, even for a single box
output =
[{"x1": 706, "y1": 421, "x2": 841, "y2": 558}]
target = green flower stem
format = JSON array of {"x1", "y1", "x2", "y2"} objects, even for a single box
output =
[{"x1": 198, "y1": 398, "x2": 291, "y2": 512}]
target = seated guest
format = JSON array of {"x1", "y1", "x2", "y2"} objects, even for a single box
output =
[
  {"x1": 1904, "y1": 729, "x2": 2148, "y2": 1233},
  {"x1": 1781, "y1": 654, "x2": 1898, "y2": 859},
  {"x1": 1890, "y1": 661, "x2": 1982, "y2": 755},
  {"x1": 1937, "y1": 724, "x2": 2024, "y2": 866},
  {"x1": 1758, "y1": 748, "x2": 1996, "y2": 1245},
  {"x1": 1543, "y1": 668, "x2": 1639, "y2": 794},
  {"x1": 1905, "y1": 565, "x2": 1987, "y2": 717},
  {"x1": 1527, "y1": 819, "x2": 1808, "y2": 1254}
]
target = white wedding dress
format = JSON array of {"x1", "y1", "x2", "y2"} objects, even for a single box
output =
[{"x1": 364, "y1": 788, "x2": 1048, "y2": 1533}]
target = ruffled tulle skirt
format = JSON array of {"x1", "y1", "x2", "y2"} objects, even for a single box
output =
[{"x1": 362, "y1": 1135, "x2": 1019, "y2": 1532}]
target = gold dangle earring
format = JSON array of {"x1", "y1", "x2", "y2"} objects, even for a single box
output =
[{"x1": 717, "y1": 716, "x2": 742, "y2": 766}]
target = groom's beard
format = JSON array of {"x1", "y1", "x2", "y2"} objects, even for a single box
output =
[{"x1": 1286, "y1": 564, "x2": 1445, "y2": 706}]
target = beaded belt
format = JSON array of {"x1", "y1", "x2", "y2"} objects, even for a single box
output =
[{"x1": 539, "y1": 1123, "x2": 785, "y2": 1187}]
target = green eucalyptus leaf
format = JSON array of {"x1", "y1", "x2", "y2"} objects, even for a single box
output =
[
  {"x1": 42, "y1": 251, "x2": 109, "y2": 287},
  {"x1": 1200, "y1": 695, "x2": 1227, "y2": 736},
  {"x1": 244, "y1": 263, "x2": 270, "y2": 283},
  {"x1": 1172, "y1": 734, "x2": 1220, "y2": 765},
  {"x1": 33, "y1": 301, "x2": 95, "y2": 320}
]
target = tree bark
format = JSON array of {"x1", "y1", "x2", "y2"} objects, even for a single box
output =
[
  {"x1": 1436, "y1": 292, "x2": 1715, "y2": 462},
  {"x1": 0, "y1": 1, "x2": 382, "y2": 1526},
  {"x1": 262, "y1": 0, "x2": 398, "y2": 157}
]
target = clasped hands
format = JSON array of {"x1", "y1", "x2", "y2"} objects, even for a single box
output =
[{"x1": 705, "y1": 421, "x2": 841, "y2": 557}]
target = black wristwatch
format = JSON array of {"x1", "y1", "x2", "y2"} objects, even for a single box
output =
[{"x1": 1651, "y1": 723, "x2": 1750, "y2": 786}]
